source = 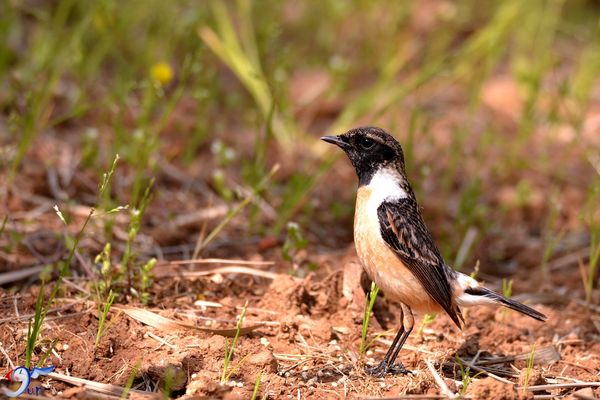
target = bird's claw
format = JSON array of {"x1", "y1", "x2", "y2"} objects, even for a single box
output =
[{"x1": 365, "y1": 361, "x2": 412, "y2": 377}]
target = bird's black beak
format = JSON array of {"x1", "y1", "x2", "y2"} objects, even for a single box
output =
[{"x1": 320, "y1": 135, "x2": 347, "y2": 149}]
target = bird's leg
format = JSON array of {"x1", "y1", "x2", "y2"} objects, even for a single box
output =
[
  {"x1": 365, "y1": 326, "x2": 406, "y2": 376},
  {"x1": 386, "y1": 304, "x2": 414, "y2": 374},
  {"x1": 366, "y1": 304, "x2": 414, "y2": 377},
  {"x1": 365, "y1": 309, "x2": 412, "y2": 377}
]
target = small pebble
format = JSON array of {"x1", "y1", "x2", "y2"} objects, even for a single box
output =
[
  {"x1": 62, "y1": 344, "x2": 69, "y2": 351},
  {"x1": 331, "y1": 382, "x2": 338, "y2": 388},
  {"x1": 333, "y1": 326, "x2": 349, "y2": 335},
  {"x1": 302, "y1": 365, "x2": 308, "y2": 371},
  {"x1": 191, "y1": 373, "x2": 197, "y2": 379},
  {"x1": 260, "y1": 337, "x2": 270, "y2": 346},
  {"x1": 366, "y1": 350, "x2": 373, "y2": 356}
]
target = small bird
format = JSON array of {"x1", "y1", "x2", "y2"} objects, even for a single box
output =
[{"x1": 321, "y1": 126, "x2": 546, "y2": 377}]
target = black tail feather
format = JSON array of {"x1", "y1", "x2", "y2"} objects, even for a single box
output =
[{"x1": 465, "y1": 287, "x2": 547, "y2": 322}]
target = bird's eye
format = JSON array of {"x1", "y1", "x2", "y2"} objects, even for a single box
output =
[{"x1": 358, "y1": 137, "x2": 375, "y2": 150}]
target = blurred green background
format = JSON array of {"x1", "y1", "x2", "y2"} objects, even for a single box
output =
[{"x1": 1, "y1": 0, "x2": 599, "y2": 283}]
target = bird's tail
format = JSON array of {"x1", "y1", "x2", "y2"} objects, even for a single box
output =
[
  {"x1": 463, "y1": 286, "x2": 547, "y2": 321},
  {"x1": 454, "y1": 273, "x2": 547, "y2": 322}
]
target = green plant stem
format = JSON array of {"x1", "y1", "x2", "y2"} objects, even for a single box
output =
[
  {"x1": 200, "y1": 164, "x2": 279, "y2": 253},
  {"x1": 250, "y1": 372, "x2": 261, "y2": 400},
  {"x1": 221, "y1": 301, "x2": 248, "y2": 383},
  {"x1": 120, "y1": 360, "x2": 141, "y2": 399},
  {"x1": 360, "y1": 282, "x2": 380, "y2": 356},
  {"x1": 95, "y1": 290, "x2": 116, "y2": 348},
  {"x1": 522, "y1": 344, "x2": 537, "y2": 392}
]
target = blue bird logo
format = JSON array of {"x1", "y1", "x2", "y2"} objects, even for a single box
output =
[{"x1": 3, "y1": 366, "x2": 55, "y2": 397}]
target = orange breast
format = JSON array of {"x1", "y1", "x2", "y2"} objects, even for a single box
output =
[{"x1": 354, "y1": 187, "x2": 442, "y2": 313}]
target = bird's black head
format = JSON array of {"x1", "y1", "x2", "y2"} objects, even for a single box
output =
[{"x1": 321, "y1": 126, "x2": 406, "y2": 186}]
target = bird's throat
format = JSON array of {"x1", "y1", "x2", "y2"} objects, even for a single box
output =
[{"x1": 360, "y1": 168, "x2": 408, "y2": 204}]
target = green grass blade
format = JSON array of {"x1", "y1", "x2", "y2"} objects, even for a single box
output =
[{"x1": 360, "y1": 282, "x2": 380, "y2": 356}]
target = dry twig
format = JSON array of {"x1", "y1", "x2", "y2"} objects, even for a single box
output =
[{"x1": 425, "y1": 359, "x2": 457, "y2": 399}]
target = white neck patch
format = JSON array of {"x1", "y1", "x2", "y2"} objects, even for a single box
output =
[{"x1": 366, "y1": 168, "x2": 408, "y2": 205}]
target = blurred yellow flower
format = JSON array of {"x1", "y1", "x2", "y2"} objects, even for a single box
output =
[{"x1": 150, "y1": 62, "x2": 174, "y2": 86}]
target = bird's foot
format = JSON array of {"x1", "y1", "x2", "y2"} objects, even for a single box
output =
[{"x1": 365, "y1": 361, "x2": 412, "y2": 377}]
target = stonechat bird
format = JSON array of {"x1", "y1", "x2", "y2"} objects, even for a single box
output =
[{"x1": 322, "y1": 126, "x2": 546, "y2": 377}]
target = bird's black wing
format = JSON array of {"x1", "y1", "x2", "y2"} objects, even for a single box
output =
[{"x1": 377, "y1": 199, "x2": 463, "y2": 327}]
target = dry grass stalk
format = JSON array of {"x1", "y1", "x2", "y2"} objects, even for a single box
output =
[
  {"x1": 453, "y1": 357, "x2": 514, "y2": 385},
  {"x1": 0, "y1": 265, "x2": 44, "y2": 285},
  {"x1": 169, "y1": 258, "x2": 274, "y2": 266},
  {"x1": 155, "y1": 265, "x2": 290, "y2": 281},
  {"x1": 146, "y1": 331, "x2": 176, "y2": 350},
  {"x1": 177, "y1": 310, "x2": 281, "y2": 327},
  {"x1": 47, "y1": 372, "x2": 156, "y2": 398},
  {"x1": 474, "y1": 346, "x2": 560, "y2": 366},
  {"x1": 516, "y1": 382, "x2": 600, "y2": 391},
  {"x1": 0, "y1": 342, "x2": 15, "y2": 369},
  {"x1": 425, "y1": 359, "x2": 457, "y2": 399},
  {"x1": 170, "y1": 205, "x2": 229, "y2": 228},
  {"x1": 361, "y1": 396, "x2": 464, "y2": 400},
  {"x1": 118, "y1": 306, "x2": 263, "y2": 337},
  {"x1": 0, "y1": 300, "x2": 87, "y2": 323}
]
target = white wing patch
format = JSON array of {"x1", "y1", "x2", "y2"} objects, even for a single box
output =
[{"x1": 454, "y1": 272, "x2": 496, "y2": 307}]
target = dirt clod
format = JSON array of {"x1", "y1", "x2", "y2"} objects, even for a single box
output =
[
  {"x1": 469, "y1": 378, "x2": 532, "y2": 400},
  {"x1": 246, "y1": 348, "x2": 278, "y2": 373},
  {"x1": 147, "y1": 364, "x2": 187, "y2": 391},
  {"x1": 518, "y1": 367, "x2": 546, "y2": 388}
]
